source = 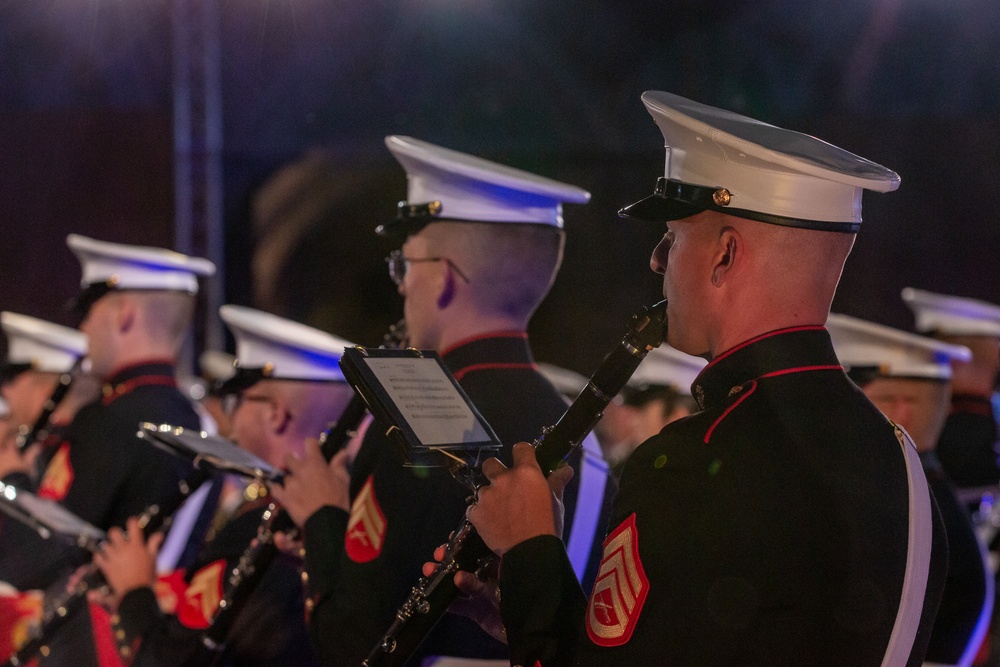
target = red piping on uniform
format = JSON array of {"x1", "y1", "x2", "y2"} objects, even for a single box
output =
[
  {"x1": 702, "y1": 364, "x2": 842, "y2": 444},
  {"x1": 702, "y1": 326, "x2": 827, "y2": 372},
  {"x1": 704, "y1": 381, "x2": 757, "y2": 444},
  {"x1": 102, "y1": 376, "x2": 177, "y2": 405},
  {"x1": 758, "y1": 364, "x2": 843, "y2": 379},
  {"x1": 452, "y1": 362, "x2": 537, "y2": 382},
  {"x1": 439, "y1": 331, "x2": 528, "y2": 358},
  {"x1": 104, "y1": 358, "x2": 176, "y2": 381}
]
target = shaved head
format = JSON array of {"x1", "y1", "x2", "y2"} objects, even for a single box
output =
[
  {"x1": 654, "y1": 210, "x2": 856, "y2": 357},
  {"x1": 421, "y1": 221, "x2": 565, "y2": 323}
]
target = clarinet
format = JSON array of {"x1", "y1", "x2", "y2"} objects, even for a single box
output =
[
  {"x1": 4, "y1": 466, "x2": 212, "y2": 667},
  {"x1": 15, "y1": 358, "x2": 81, "y2": 453},
  {"x1": 362, "y1": 300, "x2": 668, "y2": 667},
  {"x1": 196, "y1": 320, "x2": 408, "y2": 661}
]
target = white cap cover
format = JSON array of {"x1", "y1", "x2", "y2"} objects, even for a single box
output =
[
  {"x1": 901, "y1": 288, "x2": 1000, "y2": 338},
  {"x1": 219, "y1": 305, "x2": 353, "y2": 384},
  {"x1": 537, "y1": 362, "x2": 590, "y2": 397},
  {"x1": 629, "y1": 344, "x2": 707, "y2": 396},
  {"x1": 67, "y1": 234, "x2": 216, "y2": 295},
  {"x1": 1, "y1": 312, "x2": 88, "y2": 374},
  {"x1": 379, "y1": 135, "x2": 590, "y2": 235},
  {"x1": 620, "y1": 91, "x2": 900, "y2": 232},
  {"x1": 199, "y1": 350, "x2": 237, "y2": 384},
  {"x1": 827, "y1": 313, "x2": 971, "y2": 381}
]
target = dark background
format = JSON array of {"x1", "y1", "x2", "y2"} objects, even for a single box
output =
[{"x1": 1, "y1": 0, "x2": 998, "y2": 373}]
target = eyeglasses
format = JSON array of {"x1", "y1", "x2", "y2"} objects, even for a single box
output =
[{"x1": 385, "y1": 249, "x2": 470, "y2": 286}]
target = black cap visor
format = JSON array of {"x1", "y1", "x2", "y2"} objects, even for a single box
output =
[
  {"x1": 375, "y1": 200, "x2": 445, "y2": 239},
  {"x1": 216, "y1": 365, "x2": 272, "y2": 397},
  {"x1": 619, "y1": 177, "x2": 861, "y2": 233}
]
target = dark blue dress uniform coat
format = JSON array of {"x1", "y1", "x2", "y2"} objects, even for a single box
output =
[
  {"x1": 919, "y1": 451, "x2": 991, "y2": 664},
  {"x1": 113, "y1": 496, "x2": 321, "y2": 667},
  {"x1": 497, "y1": 327, "x2": 948, "y2": 667},
  {"x1": 935, "y1": 394, "x2": 1000, "y2": 489},
  {"x1": 302, "y1": 333, "x2": 612, "y2": 666},
  {"x1": 2, "y1": 362, "x2": 199, "y2": 667}
]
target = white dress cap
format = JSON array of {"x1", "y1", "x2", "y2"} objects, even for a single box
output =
[
  {"x1": 219, "y1": 305, "x2": 354, "y2": 391},
  {"x1": 827, "y1": 313, "x2": 971, "y2": 381},
  {"x1": 378, "y1": 135, "x2": 590, "y2": 236},
  {"x1": 1, "y1": 312, "x2": 88, "y2": 374},
  {"x1": 901, "y1": 288, "x2": 1000, "y2": 338},
  {"x1": 67, "y1": 234, "x2": 216, "y2": 297},
  {"x1": 620, "y1": 91, "x2": 900, "y2": 232},
  {"x1": 628, "y1": 344, "x2": 707, "y2": 396},
  {"x1": 537, "y1": 362, "x2": 590, "y2": 398},
  {"x1": 199, "y1": 350, "x2": 237, "y2": 384}
]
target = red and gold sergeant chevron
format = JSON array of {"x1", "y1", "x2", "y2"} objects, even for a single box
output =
[
  {"x1": 344, "y1": 475, "x2": 386, "y2": 563},
  {"x1": 586, "y1": 513, "x2": 649, "y2": 647}
]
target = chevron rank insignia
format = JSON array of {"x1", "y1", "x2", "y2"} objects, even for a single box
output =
[
  {"x1": 37, "y1": 442, "x2": 74, "y2": 501},
  {"x1": 586, "y1": 513, "x2": 649, "y2": 647},
  {"x1": 176, "y1": 559, "x2": 226, "y2": 629},
  {"x1": 0, "y1": 584, "x2": 42, "y2": 657},
  {"x1": 345, "y1": 475, "x2": 386, "y2": 563}
]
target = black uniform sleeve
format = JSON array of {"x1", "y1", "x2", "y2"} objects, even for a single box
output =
[
  {"x1": 499, "y1": 535, "x2": 588, "y2": 667},
  {"x1": 303, "y1": 505, "x2": 349, "y2": 610},
  {"x1": 117, "y1": 586, "x2": 167, "y2": 641},
  {"x1": 118, "y1": 545, "x2": 319, "y2": 666}
]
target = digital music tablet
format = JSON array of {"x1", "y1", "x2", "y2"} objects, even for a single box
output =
[{"x1": 339, "y1": 347, "x2": 502, "y2": 467}]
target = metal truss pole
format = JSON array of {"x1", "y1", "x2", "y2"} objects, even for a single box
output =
[{"x1": 172, "y1": 0, "x2": 225, "y2": 373}]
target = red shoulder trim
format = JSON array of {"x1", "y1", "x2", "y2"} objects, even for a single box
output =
[
  {"x1": 703, "y1": 326, "x2": 827, "y2": 370},
  {"x1": 438, "y1": 331, "x2": 528, "y2": 357}
]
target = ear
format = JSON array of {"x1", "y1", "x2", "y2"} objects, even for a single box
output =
[
  {"x1": 710, "y1": 227, "x2": 741, "y2": 287},
  {"x1": 115, "y1": 295, "x2": 137, "y2": 334},
  {"x1": 436, "y1": 264, "x2": 457, "y2": 309},
  {"x1": 268, "y1": 396, "x2": 293, "y2": 435}
]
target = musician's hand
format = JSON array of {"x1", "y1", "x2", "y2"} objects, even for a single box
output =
[
  {"x1": 467, "y1": 442, "x2": 574, "y2": 557},
  {"x1": 93, "y1": 517, "x2": 163, "y2": 605},
  {"x1": 273, "y1": 531, "x2": 305, "y2": 558},
  {"x1": 0, "y1": 437, "x2": 38, "y2": 480},
  {"x1": 421, "y1": 545, "x2": 506, "y2": 644},
  {"x1": 270, "y1": 439, "x2": 351, "y2": 528}
]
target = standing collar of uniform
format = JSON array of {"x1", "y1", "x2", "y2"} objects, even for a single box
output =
[
  {"x1": 102, "y1": 359, "x2": 178, "y2": 404},
  {"x1": 691, "y1": 326, "x2": 842, "y2": 410},
  {"x1": 438, "y1": 331, "x2": 536, "y2": 381},
  {"x1": 950, "y1": 393, "x2": 996, "y2": 418}
]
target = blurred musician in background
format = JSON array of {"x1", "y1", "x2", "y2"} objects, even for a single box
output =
[
  {"x1": 271, "y1": 135, "x2": 611, "y2": 666},
  {"x1": 600, "y1": 345, "x2": 703, "y2": 479},
  {"x1": 0, "y1": 313, "x2": 97, "y2": 492},
  {"x1": 2, "y1": 235, "x2": 215, "y2": 667},
  {"x1": 0, "y1": 313, "x2": 99, "y2": 588},
  {"x1": 93, "y1": 305, "x2": 355, "y2": 667},
  {"x1": 829, "y1": 313, "x2": 993, "y2": 667},
  {"x1": 901, "y1": 289, "x2": 1000, "y2": 495}
]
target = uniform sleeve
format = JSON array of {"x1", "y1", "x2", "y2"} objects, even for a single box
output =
[
  {"x1": 499, "y1": 535, "x2": 588, "y2": 667},
  {"x1": 302, "y1": 505, "x2": 349, "y2": 611},
  {"x1": 117, "y1": 586, "x2": 217, "y2": 667}
]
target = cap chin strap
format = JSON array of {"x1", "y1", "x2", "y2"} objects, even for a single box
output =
[{"x1": 639, "y1": 178, "x2": 862, "y2": 233}]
